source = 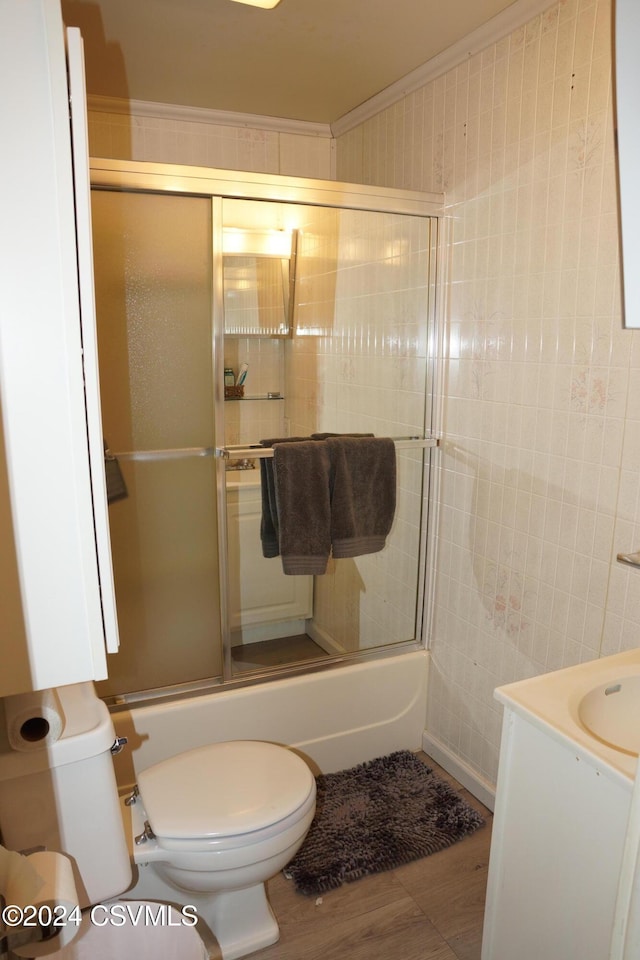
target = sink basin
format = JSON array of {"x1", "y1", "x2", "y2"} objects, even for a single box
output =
[{"x1": 578, "y1": 675, "x2": 640, "y2": 755}]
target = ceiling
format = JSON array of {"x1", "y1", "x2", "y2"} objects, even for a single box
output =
[{"x1": 61, "y1": 0, "x2": 519, "y2": 125}]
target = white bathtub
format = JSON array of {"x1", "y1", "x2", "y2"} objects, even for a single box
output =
[{"x1": 110, "y1": 649, "x2": 429, "y2": 788}]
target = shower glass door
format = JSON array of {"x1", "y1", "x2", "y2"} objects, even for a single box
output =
[
  {"x1": 221, "y1": 199, "x2": 435, "y2": 676},
  {"x1": 88, "y1": 161, "x2": 440, "y2": 700},
  {"x1": 91, "y1": 190, "x2": 222, "y2": 699}
]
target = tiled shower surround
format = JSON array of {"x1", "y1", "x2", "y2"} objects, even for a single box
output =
[
  {"x1": 337, "y1": 0, "x2": 640, "y2": 785},
  {"x1": 88, "y1": 0, "x2": 640, "y2": 791}
]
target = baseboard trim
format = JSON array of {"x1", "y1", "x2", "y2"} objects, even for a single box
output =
[{"x1": 422, "y1": 731, "x2": 496, "y2": 812}]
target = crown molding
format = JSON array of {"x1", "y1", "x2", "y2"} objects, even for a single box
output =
[
  {"x1": 330, "y1": 0, "x2": 558, "y2": 138},
  {"x1": 86, "y1": 94, "x2": 333, "y2": 139}
]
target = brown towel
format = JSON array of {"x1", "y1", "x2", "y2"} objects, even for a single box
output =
[
  {"x1": 259, "y1": 437, "x2": 309, "y2": 558},
  {"x1": 259, "y1": 434, "x2": 357, "y2": 555},
  {"x1": 273, "y1": 440, "x2": 332, "y2": 575},
  {"x1": 326, "y1": 436, "x2": 396, "y2": 558}
]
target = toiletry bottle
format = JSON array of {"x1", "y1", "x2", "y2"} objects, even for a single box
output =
[
  {"x1": 224, "y1": 367, "x2": 235, "y2": 388},
  {"x1": 236, "y1": 362, "x2": 249, "y2": 387}
]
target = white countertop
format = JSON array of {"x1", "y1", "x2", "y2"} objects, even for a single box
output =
[{"x1": 495, "y1": 648, "x2": 640, "y2": 784}]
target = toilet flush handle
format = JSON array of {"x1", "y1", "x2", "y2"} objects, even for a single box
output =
[{"x1": 110, "y1": 736, "x2": 128, "y2": 755}]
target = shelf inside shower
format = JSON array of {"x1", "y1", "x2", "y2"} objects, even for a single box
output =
[{"x1": 224, "y1": 394, "x2": 284, "y2": 401}]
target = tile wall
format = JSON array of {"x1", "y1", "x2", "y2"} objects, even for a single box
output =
[
  {"x1": 87, "y1": 0, "x2": 640, "y2": 790},
  {"x1": 87, "y1": 108, "x2": 333, "y2": 179},
  {"x1": 336, "y1": 0, "x2": 640, "y2": 786},
  {"x1": 223, "y1": 337, "x2": 285, "y2": 446}
]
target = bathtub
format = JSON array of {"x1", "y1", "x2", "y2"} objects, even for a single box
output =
[{"x1": 109, "y1": 648, "x2": 429, "y2": 788}]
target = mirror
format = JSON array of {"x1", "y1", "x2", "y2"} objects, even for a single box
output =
[
  {"x1": 615, "y1": 0, "x2": 640, "y2": 328},
  {"x1": 223, "y1": 228, "x2": 297, "y2": 336}
]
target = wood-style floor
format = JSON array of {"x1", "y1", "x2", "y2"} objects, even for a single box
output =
[{"x1": 208, "y1": 753, "x2": 493, "y2": 960}]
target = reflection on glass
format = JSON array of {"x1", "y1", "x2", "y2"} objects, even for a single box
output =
[
  {"x1": 224, "y1": 199, "x2": 432, "y2": 675},
  {"x1": 223, "y1": 255, "x2": 291, "y2": 336}
]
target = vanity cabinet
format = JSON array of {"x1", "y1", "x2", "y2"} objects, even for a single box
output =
[
  {"x1": 226, "y1": 481, "x2": 313, "y2": 641},
  {"x1": 482, "y1": 702, "x2": 632, "y2": 960}
]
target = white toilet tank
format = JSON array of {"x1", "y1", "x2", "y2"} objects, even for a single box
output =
[{"x1": 0, "y1": 683, "x2": 132, "y2": 906}]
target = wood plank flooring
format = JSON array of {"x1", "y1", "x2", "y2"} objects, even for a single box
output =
[{"x1": 206, "y1": 753, "x2": 492, "y2": 960}]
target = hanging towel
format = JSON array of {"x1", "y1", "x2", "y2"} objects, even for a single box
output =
[
  {"x1": 326, "y1": 436, "x2": 396, "y2": 558},
  {"x1": 103, "y1": 443, "x2": 128, "y2": 504},
  {"x1": 273, "y1": 440, "x2": 332, "y2": 575},
  {"x1": 259, "y1": 437, "x2": 309, "y2": 558},
  {"x1": 259, "y1": 456, "x2": 280, "y2": 558}
]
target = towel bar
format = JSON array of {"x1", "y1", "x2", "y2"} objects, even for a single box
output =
[
  {"x1": 112, "y1": 446, "x2": 216, "y2": 461},
  {"x1": 111, "y1": 438, "x2": 438, "y2": 462},
  {"x1": 218, "y1": 437, "x2": 439, "y2": 460}
]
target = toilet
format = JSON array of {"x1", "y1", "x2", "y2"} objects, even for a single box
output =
[
  {"x1": 125, "y1": 739, "x2": 316, "y2": 959},
  {"x1": 0, "y1": 684, "x2": 316, "y2": 960}
]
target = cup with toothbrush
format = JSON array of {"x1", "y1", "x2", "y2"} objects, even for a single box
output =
[{"x1": 236, "y1": 362, "x2": 248, "y2": 395}]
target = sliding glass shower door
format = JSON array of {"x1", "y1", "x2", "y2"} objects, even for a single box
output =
[
  {"x1": 88, "y1": 164, "x2": 439, "y2": 701},
  {"x1": 91, "y1": 190, "x2": 222, "y2": 699},
  {"x1": 221, "y1": 199, "x2": 435, "y2": 677}
]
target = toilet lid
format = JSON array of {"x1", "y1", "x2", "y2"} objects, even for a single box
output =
[{"x1": 137, "y1": 740, "x2": 315, "y2": 840}]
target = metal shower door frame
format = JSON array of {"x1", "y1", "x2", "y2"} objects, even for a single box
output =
[{"x1": 90, "y1": 157, "x2": 443, "y2": 695}]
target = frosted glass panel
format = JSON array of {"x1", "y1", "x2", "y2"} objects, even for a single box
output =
[
  {"x1": 91, "y1": 190, "x2": 221, "y2": 696},
  {"x1": 96, "y1": 458, "x2": 220, "y2": 695},
  {"x1": 92, "y1": 191, "x2": 214, "y2": 452}
]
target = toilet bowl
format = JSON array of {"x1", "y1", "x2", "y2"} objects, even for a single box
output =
[
  {"x1": 0, "y1": 685, "x2": 316, "y2": 960},
  {"x1": 124, "y1": 740, "x2": 316, "y2": 960}
]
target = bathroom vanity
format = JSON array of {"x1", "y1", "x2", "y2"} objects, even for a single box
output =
[{"x1": 482, "y1": 649, "x2": 640, "y2": 960}]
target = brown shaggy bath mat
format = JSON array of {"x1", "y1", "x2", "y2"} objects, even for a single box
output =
[{"x1": 284, "y1": 750, "x2": 484, "y2": 896}]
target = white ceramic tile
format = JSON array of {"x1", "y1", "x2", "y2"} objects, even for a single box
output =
[
  {"x1": 88, "y1": 111, "x2": 331, "y2": 180},
  {"x1": 336, "y1": 0, "x2": 635, "y2": 787}
]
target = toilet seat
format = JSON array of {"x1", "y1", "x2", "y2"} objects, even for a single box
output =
[{"x1": 137, "y1": 740, "x2": 316, "y2": 850}]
